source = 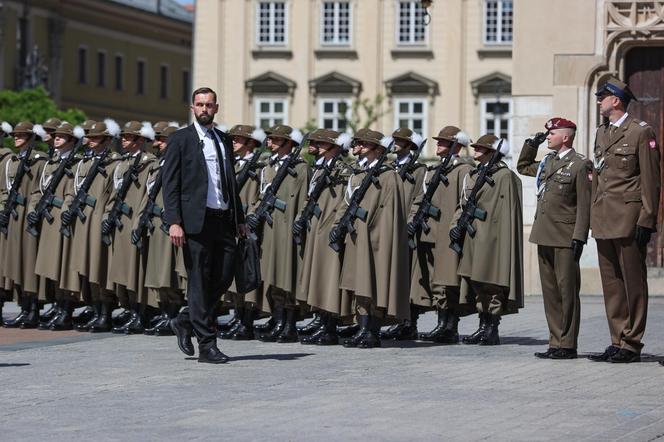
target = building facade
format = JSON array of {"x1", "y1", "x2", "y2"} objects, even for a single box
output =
[{"x1": 0, "y1": 0, "x2": 193, "y2": 122}]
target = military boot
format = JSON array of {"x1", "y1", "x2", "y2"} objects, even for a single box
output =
[
  {"x1": 113, "y1": 307, "x2": 132, "y2": 327},
  {"x1": 217, "y1": 308, "x2": 242, "y2": 334},
  {"x1": 254, "y1": 316, "x2": 275, "y2": 334},
  {"x1": 112, "y1": 305, "x2": 138, "y2": 334},
  {"x1": 124, "y1": 303, "x2": 147, "y2": 334},
  {"x1": 76, "y1": 302, "x2": 101, "y2": 332},
  {"x1": 478, "y1": 315, "x2": 500, "y2": 345},
  {"x1": 20, "y1": 298, "x2": 40, "y2": 329},
  {"x1": 144, "y1": 301, "x2": 169, "y2": 335},
  {"x1": 50, "y1": 300, "x2": 74, "y2": 331},
  {"x1": 462, "y1": 313, "x2": 489, "y2": 345},
  {"x1": 297, "y1": 313, "x2": 322, "y2": 335},
  {"x1": 38, "y1": 303, "x2": 59, "y2": 323},
  {"x1": 419, "y1": 309, "x2": 448, "y2": 341},
  {"x1": 220, "y1": 305, "x2": 244, "y2": 339},
  {"x1": 343, "y1": 315, "x2": 372, "y2": 348},
  {"x1": 258, "y1": 304, "x2": 285, "y2": 342},
  {"x1": 315, "y1": 315, "x2": 339, "y2": 346},
  {"x1": 276, "y1": 308, "x2": 299, "y2": 343},
  {"x1": 300, "y1": 313, "x2": 328, "y2": 344},
  {"x1": 231, "y1": 307, "x2": 255, "y2": 341},
  {"x1": 357, "y1": 315, "x2": 381, "y2": 348},
  {"x1": 4, "y1": 297, "x2": 31, "y2": 328},
  {"x1": 89, "y1": 302, "x2": 113, "y2": 333},
  {"x1": 154, "y1": 302, "x2": 180, "y2": 336},
  {"x1": 380, "y1": 305, "x2": 419, "y2": 340},
  {"x1": 337, "y1": 323, "x2": 360, "y2": 338},
  {"x1": 433, "y1": 311, "x2": 459, "y2": 344},
  {"x1": 72, "y1": 305, "x2": 95, "y2": 326}
]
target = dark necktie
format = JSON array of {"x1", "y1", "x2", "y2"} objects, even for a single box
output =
[{"x1": 208, "y1": 129, "x2": 230, "y2": 204}]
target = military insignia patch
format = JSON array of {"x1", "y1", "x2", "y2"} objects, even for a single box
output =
[
  {"x1": 649, "y1": 140, "x2": 657, "y2": 149},
  {"x1": 639, "y1": 121, "x2": 648, "y2": 127}
]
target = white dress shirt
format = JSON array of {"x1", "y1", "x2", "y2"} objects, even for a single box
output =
[{"x1": 194, "y1": 120, "x2": 228, "y2": 210}]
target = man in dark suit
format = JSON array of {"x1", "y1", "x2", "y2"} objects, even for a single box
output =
[{"x1": 162, "y1": 87, "x2": 246, "y2": 364}]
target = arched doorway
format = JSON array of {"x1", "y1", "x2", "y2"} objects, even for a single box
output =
[{"x1": 625, "y1": 46, "x2": 664, "y2": 267}]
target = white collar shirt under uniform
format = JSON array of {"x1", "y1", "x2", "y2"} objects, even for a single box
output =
[{"x1": 194, "y1": 120, "x2": 228, "y2": 210}]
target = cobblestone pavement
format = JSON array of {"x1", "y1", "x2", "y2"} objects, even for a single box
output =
[{"x1": 1, "y1": 296, "x2": 664, "y2": 441}]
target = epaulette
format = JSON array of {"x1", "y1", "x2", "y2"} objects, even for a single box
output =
[
  {"x1": 637, "y1": 120, "x2": 649, "y2": 128},
  {"x1": 573, "y1": 151, "x2": 586, "y2": 159},
  {"x1": 31, "y1": 152, "x2": 47, "y2": 161}
]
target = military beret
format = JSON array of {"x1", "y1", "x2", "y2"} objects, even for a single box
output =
[
  {"x1": 545, "y1": 117, "x2": 577, "y2": 131},
  {"x1": 595, "y1": 77, "x2": 637, "y2": 103}
]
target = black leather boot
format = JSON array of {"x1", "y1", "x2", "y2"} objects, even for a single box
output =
[
  {"x1": 462, "y1": 313, "x2": 489, "y2": 344},
  {"x1": 154, "y1": 303, "x2": 179, "y2": 336},
  {"x1": 39, "y1": 303, "x2": 58, "y2": 323},
  {"x1": 144, "y1": 301, "x2": 169, "y2": 335},
  {"x1": 478, "y1": 314, "x2": 500, "y2": 345},
  {"x1": 315, "y1": 315, "x2": 339, "y2": 346},
  {"x1": 258, "y1": 304, "x2": 285, "y2": 342},
  {"x1": 219, "y1": 305, "x2": 244, "y2": 339},
  {"x1": 301, "y1": 313, "x2": 328, "y2": 344},
  {"x1": 343, "y1": 315, "x2": 371, "y2": 348},
  {"x1": 276, "y1": 308, "x2": 299, "y2": 343},
  {"x1": 419, "y1": 309, "x2": 448, "y2": 341},
  {"x1": 337, "y1": 323, "x2": 360, "y2": 338},
  {"x1": 125, "y1": 304, "x2": 147, "y2": 334},
  {"x1": 297, "y1": 313, "x2": 322, "y2": 335},
  {"x1": 381, "y1": 306, "x2": 418, "y2": 340},
  {"x1": 231, "y1": 307, "x2": 255, "y2": 341},
  {"x1": 254, "y1": 316, "x2": 275, "y2": 333},
  {"x1": 72, "y1": 306, "x2": 95, "y2": 326},
  {"x1": 358, "y1": 315, "x2": 382, "y2": 348},
  {"x1": 433, "y1": 311, "x2": 459, "y2": 344},
  {"x1": 4, "y1": 297, "x2": 31, "y2": 328},
  {"x1": 20, "y1": 298, "x2": 40, "y2": 329},
  {"x1": 50, "y1": 300, "x2": 74, "y2": 331},
  {"x1": 112, "y1": 305, "x2": 137, "y2": 334},
  {"x1": 76, "y1": 302, "x2": 101, "y2": 332},
  {"x1": 90, "y1": 302, "x2": 113, "y2": 333},
  {"x1": 38, "y1": 301, "x2": 62, "y2": 330},
  {"x1": 113, "y1": 308, "x2": 132, "y2": 327},
  {"x1": 217, "y1": 308, "x2": 242, "y2": 333}
]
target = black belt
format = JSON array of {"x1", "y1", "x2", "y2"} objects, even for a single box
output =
[{"x1": 205, "y1": 207, "x2": 231, "y2": 219}]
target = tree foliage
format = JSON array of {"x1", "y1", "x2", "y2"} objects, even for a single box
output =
[{"x1": 0, "y1": 87, "x2": 86, "y2": 126}]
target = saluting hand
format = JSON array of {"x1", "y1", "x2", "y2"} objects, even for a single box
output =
[{"x1": 170, "y1": 223, "x2": 186, "y2": 247}]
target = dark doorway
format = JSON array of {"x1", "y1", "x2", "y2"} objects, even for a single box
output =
[{"x1": 625, "y1": 46, "x2": 664, "y2": 267}]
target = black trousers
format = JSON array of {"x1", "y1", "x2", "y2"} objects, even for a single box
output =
[{"x1": 182, "y1": 209, "x2": 236, "y2": 350}]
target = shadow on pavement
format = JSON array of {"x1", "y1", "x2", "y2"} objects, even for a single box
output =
[
  {"x1": 229, "y1": 353, "x2": 315, "y2": 362},
  {"x1": 499, "y1": 336, "x2": 549, "y2": 346},
  {"x1": 381, "y1": 340, "x2": 449, "y2": 348},
  {"x1": 0, "y1": 363, "x2": 31, "y2": 367}
]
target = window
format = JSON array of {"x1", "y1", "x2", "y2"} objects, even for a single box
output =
[
  {"x1": 182, "y1": 70, "x2": 190, "y2": 103},
  {"x1": 97, "y1": 51, "x2": 106, "y2": 87},
  {"x1": 114, "y1": 55, "x2": 124, "y2": 90},
  {"x1": 255, "y1": 98, "x2": 288, "y2": 129},
  {"x1": 480, "y1": 97, "x2": 512, "y2": 158},
  {"x1": 321, "y1": 1, "x2": 351, "y2": 45},
  {"x1": 160, "y1": 65, "x2": 169, "y2": 99},
  {"x1": 78, "y1": 47, "x2": 87, "y2": 84},
  {"x1": 484, "y1": 0, "x2": 513, "y2": 44},
  {"x1": 136, "y1": 60, "x2": 145, "y2": 95},
  {"x1": 319, "y1": 99, "x2": 351, "y2": 132},
  {"x1": 394, "y1": 98, "x2": 427, "y2": 137},
  {"x1": 397, "y1": 1, "x2": 427, "y2": 45},
  {"x1": 257, "y1": 2, "x2": 287, "y2": 46}
]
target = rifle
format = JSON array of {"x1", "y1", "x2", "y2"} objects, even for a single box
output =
[
  {"x1": 292, "y1": 151, "x2": 342, "y2": 245},
  {"x1": 398, "y1": 138, "x2": 427, "y2": 183},
  {"x1": 245, "y1": 135, "x2": 307, "y2": 240},
  {"x1": 26, "y1": 139, "x2": 84, "y2": 237},
  {"x1": 236, "y1": 150, "x2": 263, "y2": 192},
  {"x1": 406, "y1": 152, "x2": 455, "y2": 249},
  {"x1": 0, "y1": 134, "x2": 37, "y2": 235},
  {"x1": 101, "y1": 152, "x2": 144, "y2": 246},
  {"x1": 449, "y1": 140, "x2": 505, "y2": 255},
  {"x1": 329, "y1": 141, "x2": 393, "y2": 253},
  {"x1": 130, "y1": 166, "x2": 168, "y2": 250},
  {"x1": 59, "y1": 149, "x2": 111, "y2": 238}
]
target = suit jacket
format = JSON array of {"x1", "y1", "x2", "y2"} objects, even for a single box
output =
[
  {"x1": 162, "y1": 124, "x2": 244, "y2": 235},
  {"x1": 590, "y1": 115, "x2": 660, "y2": 239},
  {"x1": 517, "y1": 144, "x2": 592, "y2": 247}
]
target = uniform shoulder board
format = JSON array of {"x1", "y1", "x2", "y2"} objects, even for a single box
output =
[
  {"x1": 31, "y1": 152, "x2": 47, "y2": 161},
  {"x1": 639, "y1": 120, "x2": 648, "y2": 127},
  {"x1": 573, "y1": 152, "x2": 586, "y2": 159}
]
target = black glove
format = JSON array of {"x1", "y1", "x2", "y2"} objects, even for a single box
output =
[
  {"x1": 449, "y1": 226, "x2": 463, "y2": 243},
  {"x1": 329, "y1": 227, "x2": 341, "y2": 244},
  {"x1": 526, "y1": 132, "x2": 547, "y2": 148},
  {"x1": 26, "y1": 211, "x2": 39, "y2": 226},
  {"x1": 0, "y1": 212, "x2": 9, "y2": 227},
  {"x1": 406, "y1": 222, "x2": 417, "y2": 237},
  {"x1": 571, "y1": 239, "x2": 584, "y2": 262},
  {"x1": 101, "y1": 219, "x2": 113, "y2": 236},
  {"x1": 60, "y1": 210, "x2": 73, "y2": 226},
  {"x1": 292, "y1": 220, "x2": 304, "y2": 237},
  {"x1": 130, "y1": 229, "x2": 141, "y2": 246},
  {"x1": 635, "y1": 225, "x2": 653, "y2": 248},
  {"x1": 245, "y1": 214, "x2": 259, "y2": 231}
]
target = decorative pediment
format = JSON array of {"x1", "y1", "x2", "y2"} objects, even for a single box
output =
[
  {"x1": 309, "y1": 71, "x2": 362, "y2": 95},
  {"x1": 384, "y1": 71, "x2": 439, "y2": 96},
  {"x1": 245, "y1": 71, "x2": 296, "y2": 96},
  {"x1": 470, "y1": 72, "x2": 512, "y2": 97}
]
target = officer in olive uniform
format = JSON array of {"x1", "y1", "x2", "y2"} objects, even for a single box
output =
[
  {"x1": 0, "y1": 122, "x2": 15, "y2": 324},
  {"x1": 589, "y1": 77, "x2": 660, "y2": 364},
  {"x1": 410, "y1": 126, "x2": 474, "y2": 344},
  {"x1": 517, "y1": 118, "x2": 592, "y2": 359}
]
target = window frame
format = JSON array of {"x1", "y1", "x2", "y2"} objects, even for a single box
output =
[
  {"x1": 395, "y1": 0, "x2": 429, "y2": 47},
  {"x1": 136, "y1": 58, "x2": 146, "y2": 96},
  {"x1": 256, "y1": 1, "x2": 289, "y2": 47},
  {"x1": 77, "y1": 45, "x2": 88, "y2": 85},
  {"x1": 114, "y1": 53, "x2": 124, "y2": 91},
  {"x1": 159, "y1": 64, "x2": 169, "y2": 100},
  {"x1": 320, "y1": 1, "x2": 352, "y2": 47},
  {"x1": 479, "y1": 96, "x2": 513, "y2": 159},
  {"x1": 483, "y1": 0, "x2": 513, "y2": 46},
  {"x1": 393, "y1": 97, "x2": 428, "y2": 138},
  {"x1": 254, "y1": 97, "x2": 289, "y2": 129},
  {"x1": 96, "y1": 50, "x2": 107, "y2": 88},
  {"x1": 182, "y1": 69, "x2": 191, "y2": 103},
  {"x1": 318, "y1": 97, "x2": 352, "y2": 132}
]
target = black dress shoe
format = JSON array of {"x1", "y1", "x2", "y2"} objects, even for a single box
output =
[
  {"x1": 154, "y1": 319, "x2": 175, "y2": 336},
  {"x1": 609, "y1": 348, "x2": 640, "y2": 363},
  {"x1": 170, "y1": 315, "x2": 194, "y2": 356},
  {"x1": 297, "y1": 314, "x2": 322, "y2": 335},
  {"x1": 534, "y1": 347, "x2": 557, "y2": 359},
  {"x1": 550, "y1": 348, "x2": 577, "y2": 360},
  {"x1": 198, "y1": 346, "x2": 229, "y2": 364},
  {"x1": 4, "y1": 310, "x2": 29, "y2": 328},
  {"x1": 588, "y1": 345, "x2": 620, "y2": 362}
]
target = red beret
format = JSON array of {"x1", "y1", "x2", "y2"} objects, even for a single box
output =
[{"x1": 545, "y1": 117, "x2": 577, "y2": 131}]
